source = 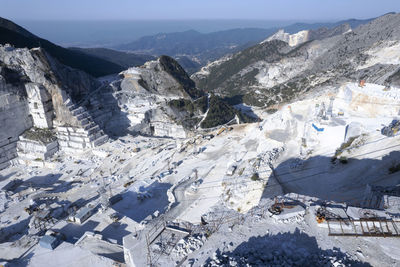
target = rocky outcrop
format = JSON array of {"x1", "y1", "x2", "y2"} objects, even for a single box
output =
[
  {"x1": 25, "y1": 83, "x2": 54, "y2": 128},
  {"x1": 262, "y1": 29, "x2": 310, "y2": 47},
  {"x1": 0, "y1": 44, "x2": 109, "y2": 169},
  {"x1": 261, "y1": 24, "x2": 351, "y2": 47},
  {"x1": 111, "y1": 57, "x2": 206, "y2": 138},
  {"x1": 121, "y1": 56, "x2": 203, "y2": 100}
]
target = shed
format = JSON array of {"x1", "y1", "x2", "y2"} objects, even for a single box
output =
[
  {"x1": 74, "y1": 206, "x2": 93, "y2": 224},
  {"x1": 39, "y1": 235, "x2": 61, "y2": 250}
]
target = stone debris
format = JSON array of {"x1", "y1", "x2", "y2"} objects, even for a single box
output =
[
  {"x1": 205, "y1": 238, "x2": 358, "y2": 267},
  {"x1": 173, "y1": 234, "x2": 207, "y2": 260}
]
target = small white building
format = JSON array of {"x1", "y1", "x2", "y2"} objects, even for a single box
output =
[{"x1": 73, "y1": 206, "x2": 93, "y2": 224}]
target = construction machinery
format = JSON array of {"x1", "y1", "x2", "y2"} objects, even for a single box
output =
[
  {"x1": 216, "y1": 127, "x2": 226, "y2": 136},
  {"x1": 268, "y1": 203, "x2": 283, "y2": 215},
  {"x1": 315, "y1": 206, "x2": 346, "y2": 224},
  {"x1": 381, "y1": 119, "x2": 400, "y2": 137},
  {"x1": 124, "y1": 180, "x2": 135, "y2": 188},
  {"x1": 24, "y1": 204, "x2": 39, "y2": 215},
  {"x1": 268, "y1": 198, "x2": 296, "y2": 215},
  {"x1": 316, "y1": 208, "x2": 326, "y2": 223}
]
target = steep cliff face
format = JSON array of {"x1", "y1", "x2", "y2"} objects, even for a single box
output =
[
  {"x1": 121, "y1": 56, "x2": 203, "y2": 100},
  {"x1": 0, "y1": 45, "x2": 99, "y2": 126},
  {"x1": 0, "y1": 77, "x2": 32, "y2": 169},
  {"x1": 0, "y1": 44, "x2": 108, "y2": 169}
]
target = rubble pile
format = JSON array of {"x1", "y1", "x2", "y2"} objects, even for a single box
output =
[
  {"x1": 173, "y1": 234, "x2": 206, "y2": 259},
  {"x1": 205, "y1": 232, "x2": 361, "y2": 267}
]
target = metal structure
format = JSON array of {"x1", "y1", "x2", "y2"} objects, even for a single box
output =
[
  {"x1": 32, "y1": 209, "x2": 56, "y2": 232},
  {"x1": 327, "y1": 219, "x2": 400, "y2": 237},
  {"x1": 327, "y1": 97, "x2": 335, "y2": 117},
  {"x1": 145, "y1": 218, "x2": 193, "y2": 266}
]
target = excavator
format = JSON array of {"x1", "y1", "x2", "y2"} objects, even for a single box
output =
[{"x1": 268, "y1": 198, "x2": 295, "y2": 215}]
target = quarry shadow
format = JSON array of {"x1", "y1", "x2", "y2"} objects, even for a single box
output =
[
  {"x1": 8, "y1": 252, "x2": 34, "y2": 267},
  {"x1": 100, "y1": 222, "x2": 130, "y2": 245},
  {"x1": 59, "y1": 219, "x2": 100, "y2": 243},
  {"x1": 261, "y1": 151, "x2": 400, "y2": 206},
  {"x1": 0, "y1": 216, "x2": 31, "y2": 243},
  {"x1": 203, "y1": 228, "x2": 371, "y2": 266},
  {"x1": 112, "y1": 182, "x2": 172, "y2": 223},
  {"x1": 233, "y1": 103, "x2": 259, "y2": 120},
  {"x1": 21, "y1": 173, "x2": 63, "y2": 192},
  {"x1": 98, "y1": 251, "x2": 125, "y2": 264}
]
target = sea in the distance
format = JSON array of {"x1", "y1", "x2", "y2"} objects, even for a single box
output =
[{"x1": 15, "y1": 19, "x2": 301, "y2": 48}]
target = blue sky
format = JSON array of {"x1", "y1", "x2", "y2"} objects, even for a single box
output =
[{"x1": 1, "y1": 0, "x2": 399, "y2": 21}]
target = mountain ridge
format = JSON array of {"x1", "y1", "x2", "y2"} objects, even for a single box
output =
[
  {"x1": 0, "y1": 17, "x2": 124, "y2": 77},
  {"x1": 192, "y1": 13, "x2": 400, "y2": 107}
]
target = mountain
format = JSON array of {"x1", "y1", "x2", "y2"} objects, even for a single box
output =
[
  {"x1": 116, "y1": 28, "x2": 278, "y2": 70},
  {"x1": 69, "y1": 47, "x2": 155, "y2": 70},
  {"x1": 116, "y1": 28, "x2": 274, "y2": 55},
  {"x1": 114, "y1": 55, "x2": 254, "y2": 131},
  {"x1": 192, "y1": 13, "x2": 400, "y2": 107},
  {"x1": 115, "y1": 18, "x2": 374, "y2": 74},
  {"x1": 282, "y1": 17, "x2": 374, "y2": 34},
  {"x1": 0, "y1": 17, "x2": 124, "y2": 77}
]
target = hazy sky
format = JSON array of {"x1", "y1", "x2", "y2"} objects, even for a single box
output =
[{"x1": 1, "y1": 0, "x2": 399, "y2": 21}]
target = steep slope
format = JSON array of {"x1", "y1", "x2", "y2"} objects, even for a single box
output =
[
  {"x1": 193, "y1": 13, "x2": 400, "y2": 107},
  {"x1": 0, "y1": 17, "x2": 123, "y2": 77},
  {"x1": 69, "y1": 47, "x2": 155, "y2": 69},
  {"x1": 111, "y1": 56, "x2": 254, "y2": 136},
  {"x1": 119, "y1": 55, "x2": 204, "y2": 99}
]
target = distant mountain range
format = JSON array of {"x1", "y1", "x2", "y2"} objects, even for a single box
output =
[{"x1": 115, "y1": 17, "x2": 375, "y2": 73}]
